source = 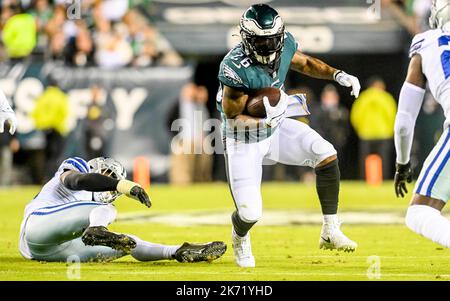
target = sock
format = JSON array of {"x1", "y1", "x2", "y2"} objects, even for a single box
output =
[
  {"x1": 89, "y1": 205, "x2": 117, "y2": 227},
  {"x1": 406, "y1": 205, "x2": 450, "y2": 248},
  {"x1": 323, "y1": 214, "x2": 338, "y2": 225},
  {"x1": 315, "y1": 159, "x2": 340, "y2": 215},
  {"x1": 232, "y1": 211, "x2": 256, "y2": 237},
  {"x1": 128, "y1": 235, "x2": 180, "y2": 261}
]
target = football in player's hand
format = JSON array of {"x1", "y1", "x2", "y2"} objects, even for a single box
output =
[{"x1": 246, "y1": 87, "x2": 281, "y2": 118}]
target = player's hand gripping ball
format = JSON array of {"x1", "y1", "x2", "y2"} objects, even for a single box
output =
[{"x1": 246, "y1": 87, "x2": 288, "y2": 128}]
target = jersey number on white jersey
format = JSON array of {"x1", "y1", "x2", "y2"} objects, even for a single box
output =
[{"x1": 439, "y1": 35, "x2": 450, "y2": 79}]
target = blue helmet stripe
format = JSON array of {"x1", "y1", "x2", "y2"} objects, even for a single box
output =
[
  {"x1": 65, "y1": 159, "x2": 87, "y2": 173},
  {"x1": 73, "y1": 157, "x2": 89, "y2": 172}
]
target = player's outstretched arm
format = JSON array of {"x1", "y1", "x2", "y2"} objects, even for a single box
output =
[
  {"x1": 61, "y1": 170, "x2": 151, "y2": 207},
  {"x1": 394, "y1": 54, "x2": 426, "y2": 198},
  {"x1": 290, "y1": 50, "x2": 360, "y2": 98}
]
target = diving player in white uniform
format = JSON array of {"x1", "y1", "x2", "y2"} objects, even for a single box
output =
[
  {"x1": 394, "y1": 0, "x2": 450, "y2": 249},
  {"x1": 19, "y1": 156, "x2": 226, "y2": 262}
]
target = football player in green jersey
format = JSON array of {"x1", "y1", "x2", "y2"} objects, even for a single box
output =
[{"x1": 217, "y1": 4, "x2": 361, "y2": 267}]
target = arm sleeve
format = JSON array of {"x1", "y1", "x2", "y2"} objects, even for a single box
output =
[
  {"x1": 394, "y1": 82, "x2": 426, "y2": 164},
  {"x1": 62, "y1": 172, "x2": 119, "y2": 192}
]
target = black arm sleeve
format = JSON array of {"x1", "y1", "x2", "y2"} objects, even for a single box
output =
[{"x1": 62, "y1": 172, "x2": 119, "y2": 192}]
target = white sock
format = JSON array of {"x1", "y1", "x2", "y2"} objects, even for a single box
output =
[
  {"x1": 128, "y1": 235, "x2": 180, "y2": 261},
  {"x1": 406, "y1": 205, "x2": 450, "y2": 248},
  {"x1": 323, "y1": 214, "x2": 338, "y2": 225},
  {"x1": 89, "y1": 205, "x2": 117, "y2": 227}
]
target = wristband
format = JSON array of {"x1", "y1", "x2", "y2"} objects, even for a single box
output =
[
  {"x1": 117, "y1": 179, "x2": 139, "y2": 195},
  {"x1": 333, "y1": 70, "x2": 343, "y2": 81}
]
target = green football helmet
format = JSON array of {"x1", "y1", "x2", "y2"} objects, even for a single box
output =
[{"x1": 240, "y1": 4, "x2": 285, "y2": 66}]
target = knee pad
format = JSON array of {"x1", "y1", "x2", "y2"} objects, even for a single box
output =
[
  {"x1": 238, "y1": 206, "x2": 262, "y2": 224},
  {"x1": 302, "y1": 132, "x2": 336, "y2": 158},
  {"x1": 89, "y1": 204, "x2": 117, "y2": 226},
  {"x1": 405, "y1": 205, "x2": 439, "y2": 234}
]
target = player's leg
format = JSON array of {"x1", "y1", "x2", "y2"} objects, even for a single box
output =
[
  {"x1": 266, "y1": 118, "x2": 357, "y2": 251},
  {"x1": 128, "y1": 235, "x2": 226, "y2": 263},
  {"x1": 405, "y1": 127, "x2": 450, "y2": 247},
  {"x1": 24, "y1": 202, "x2": 130, "y2": 262},
  {"x1": 25, "y1": 201, "x2": 226, "y2": 263},
  {"x1": 33, "y1": 230, "x2": 225, "y2": 263},
  {"x1": 224, "y1": 135, "x2": 269, "y2": 267}
]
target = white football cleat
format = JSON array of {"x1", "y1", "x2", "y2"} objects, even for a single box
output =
[
  {"x1": 319, "y1": 218, "x2": 357, "y2": 252},
  {"x1": 232, "y1": 228, "x2": 255, "y2": 268}
]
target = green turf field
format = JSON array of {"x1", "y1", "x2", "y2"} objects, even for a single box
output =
[{"x1": 1, "y1": 182, "x2": 449, "y2": 281}]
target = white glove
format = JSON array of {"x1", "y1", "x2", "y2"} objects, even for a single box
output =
[
  {"x1": 263, "y1": 89, "x2": 289, "y2": 128},
  {"x1": 334, "y1": 70, "x2": 361, "y2": 98},
  {"x1": 0, "y1": 95, "x2": 17, "y2": 135}
]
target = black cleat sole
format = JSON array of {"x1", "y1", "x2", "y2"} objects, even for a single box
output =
[
  {"x1": 82, "y1": 226, "x2": 136, "y2": 253},
  {"x1": 174, "y1": 241, "x2": 227, "y2": 263}
]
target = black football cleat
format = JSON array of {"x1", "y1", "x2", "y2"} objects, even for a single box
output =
[
  {"x1": 173, "y1": 241, "x2": 227, "y2": 263},
  {"x1": 81, "y1": 226, "x2": 136, "y2": 253}
]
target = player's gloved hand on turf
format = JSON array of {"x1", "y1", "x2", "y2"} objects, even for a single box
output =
[
  {"x1": 262, "y1": 89, "x2": 288, "y2": 128},
  {"x1": 117, "y1": 179, "x2": 152, "y2": 208},
  {"x1": 0, "y1": 99, "x2": 17, "y2": 135},
  {"x1": 334, "y1": 70, "x2": 361, "y2": 98},
  {"x1": 394, "y1": 162, "x2": 413, "y2": 198}
]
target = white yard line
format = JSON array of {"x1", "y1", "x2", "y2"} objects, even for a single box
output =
[{"x1": 117, "y1": 210, "x2": 450, "y2": 226}]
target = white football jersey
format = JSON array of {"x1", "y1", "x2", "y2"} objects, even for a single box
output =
[
  {"x1": 410, "y1": 28, "x2": 450, "y2": 125},
  {"x1": 19, "y1": 157, "x2": 92, "y2": 259}
]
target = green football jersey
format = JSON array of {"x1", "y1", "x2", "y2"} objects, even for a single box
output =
[{"x1": 217, "y1": 31, "x2": 298, "y2": 142}]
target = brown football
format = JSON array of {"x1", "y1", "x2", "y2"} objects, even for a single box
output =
[{"x1": 246, "y1": 87, "x2": 281, "y2": 118}]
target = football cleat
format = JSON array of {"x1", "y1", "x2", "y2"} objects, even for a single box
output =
[
  {"x1": 232, "y1": 228, "x2": 255, "y2": 268},
  {"x1": 81, "y1": 226, "x2": 136, "y2": 253},
  {"x1": 173, "y1": 241, "x2": 227, "y2": 263},
  {"x1": 319, "y1": 219, "x2": 357, "y2": 252}
]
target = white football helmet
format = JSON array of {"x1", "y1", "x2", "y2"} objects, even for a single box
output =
[
  {"x1": 430, "y1": 0, "x2": 450, "y2": 30},
  {"x1": 88, "y1": 157, "x2": 127, "y2": 203}
]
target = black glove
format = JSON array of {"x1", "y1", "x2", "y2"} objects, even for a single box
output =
[
  {"x1": 130, "y1": 186, "x2": 152, "y2": 208},
  {"x1": 394, "y1": 162, "x2": 413, "y2": 198}
]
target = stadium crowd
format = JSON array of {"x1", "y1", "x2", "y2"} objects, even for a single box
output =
[{"x1": 0, "y1": 0, "x2": 183, "y2": 67}]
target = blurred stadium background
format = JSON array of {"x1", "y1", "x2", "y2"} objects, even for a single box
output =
[{"x1": 1, "y1": 0, "x2": 450, "y2": 280}]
